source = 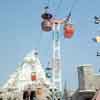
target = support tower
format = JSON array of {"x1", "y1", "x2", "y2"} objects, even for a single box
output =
[{"x1": 52, "y1": 23, "x2": 62, "y2": 92}]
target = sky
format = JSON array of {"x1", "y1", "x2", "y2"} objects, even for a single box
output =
[{"x1": 0, "y1": 0, "x2": 100, "y2": 89}]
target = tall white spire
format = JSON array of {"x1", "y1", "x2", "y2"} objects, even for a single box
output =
[{"x1": 52, "y1": 23, "x2": 62, "y2": 91}]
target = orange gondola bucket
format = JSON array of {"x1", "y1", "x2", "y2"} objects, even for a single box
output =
[{"x1": 64, "y1": 23, "x2": 75, "y2": 39}]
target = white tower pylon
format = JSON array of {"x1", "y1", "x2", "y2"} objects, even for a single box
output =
[{"x1": 52, "y1": 23, "x2": 62, "y2": 92}]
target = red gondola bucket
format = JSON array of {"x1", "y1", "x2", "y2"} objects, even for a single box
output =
[{"x1": 64, "y1": 23, "x2": 75, "y2": 38}]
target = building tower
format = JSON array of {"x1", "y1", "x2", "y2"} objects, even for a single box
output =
[
  {"x1": 77, "y1": 64, "x2": 95, "y2": 91},
  {"x1": 77, "y1": 65, "x2": 96, "y2": 100}
]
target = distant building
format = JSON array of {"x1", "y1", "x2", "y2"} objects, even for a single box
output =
[{"x1": 66, "y1": 64, "x2": 100, "y2": 100}]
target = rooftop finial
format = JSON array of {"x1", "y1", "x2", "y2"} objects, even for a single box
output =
[{"x1": 34, "y1": 48, "x2": 38, "y2": 56}]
